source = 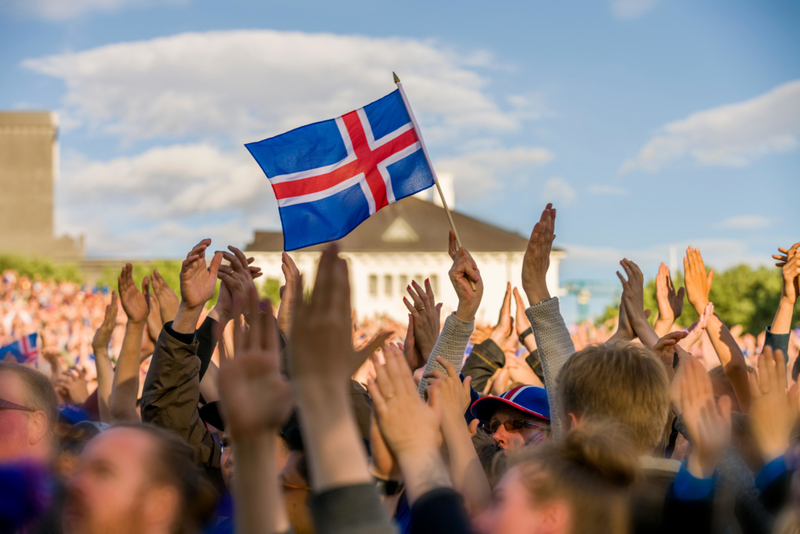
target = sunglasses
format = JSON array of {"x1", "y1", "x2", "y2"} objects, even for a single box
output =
[
  {"x1": 0, "y1": 398, "x2": 35, "y2": 412},
  {"x1": 488, "y1": 419, "x2": 544, "y2": 434}
]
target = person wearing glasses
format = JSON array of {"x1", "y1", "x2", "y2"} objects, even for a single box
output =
[
  {"x1": 469, "y1": 385, "x2": 550, "y2": 451},
  {"x1": 0, "y1": 361, "x2": 59, "y2": 463}
]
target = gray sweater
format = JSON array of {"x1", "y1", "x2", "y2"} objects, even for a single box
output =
[
  {"x1": 524, "y1": 297, "x2": 575, "y2": 439},
  {"x1": 417, "y1": 313, "x2": 474, "y2": 397}
]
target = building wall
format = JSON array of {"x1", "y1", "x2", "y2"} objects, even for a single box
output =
[
  {"x1": 247, "y1": 250, "x2": 563, "y2": 324},
  {"x1": 0, "y1": 111, "x2": 83, "y2": 259}
]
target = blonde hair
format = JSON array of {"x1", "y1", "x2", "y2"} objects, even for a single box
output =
[
  {"x1": 512, "y1": 423, "x2": 639, "y2": 534},
  {"x1": 557, "y1": 342, "x2": 670, "y2": 453}
]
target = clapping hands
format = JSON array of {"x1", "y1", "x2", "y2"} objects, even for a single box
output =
[{"x1": 448, "y1": 231, "x2": 483, "y2": 322}]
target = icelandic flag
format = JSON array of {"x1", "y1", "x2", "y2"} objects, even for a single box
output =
[
  {"x1": 0, "y1": 333, "x2": 39, "y2": 366},
  {"x1": 246, "y1": 90, "x2": 435, "y2": 251}
]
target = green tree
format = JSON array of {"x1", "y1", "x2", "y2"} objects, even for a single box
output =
[{"x1": 0, "y1": 254, "x2": 83, "y2": 283}]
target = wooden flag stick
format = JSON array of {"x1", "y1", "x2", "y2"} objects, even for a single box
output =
[{"x1": 394, "y1": 72, "x2": 476, "y2": 290}]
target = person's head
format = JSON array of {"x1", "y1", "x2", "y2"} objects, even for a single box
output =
[
  {"x1": 475, "y1": 424, "x2": 638, "y2": 534},
  {"x1": 470, "y1": 386, "x2": 551, "y2": 451},
  {"x1": 0, "y1": 362, "x2": 58, "y2": 462},
  {"x1": 557, "y1": 342, "x2": 670, "y2": 455},
  {"x1": 57, "y1": 421, "x2": 105, "y2": 478},
  {"x1": 64, "y1": 424, "x2": 216, "y2": 534}
]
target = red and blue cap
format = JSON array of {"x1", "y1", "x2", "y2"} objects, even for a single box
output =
[{"x1": 470, "y1": 385, "x2": 550, "y2": 423}]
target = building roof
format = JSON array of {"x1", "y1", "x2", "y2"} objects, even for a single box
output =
[{"x1": 247, "y1": 197, "x2": 561, "y2": 253}]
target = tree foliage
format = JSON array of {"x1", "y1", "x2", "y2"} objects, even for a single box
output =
[
  {"x1": 0, "y1": 254, "x2": 83, "y2": 282},
  {"x1": 600, "y1": 263, "x2": 798, "y2": 335}
]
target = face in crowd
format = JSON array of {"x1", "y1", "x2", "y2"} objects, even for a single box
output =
[
  {"x1": 488, "y1": 406, "x2": 549, "y2": 451},
  {"x1": 0, "y1": 364, "x2": 56, "y2": 463},
  {"x1": 63, "y1": 427, "x2": 181, "y2": 534}
]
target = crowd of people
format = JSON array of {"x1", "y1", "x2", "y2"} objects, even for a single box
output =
[{"x1": 1, "y1": 202, "x2": 800, "y2": 534}]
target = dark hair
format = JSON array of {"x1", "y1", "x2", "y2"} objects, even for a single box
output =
[
  {"x1": 116, "y1": 424, "x2": 217, "y2": 534},
  {"x1": 0, "y1": 362, "x2": 58, "y2": 434}
]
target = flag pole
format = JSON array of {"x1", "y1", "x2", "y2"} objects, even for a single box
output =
[{"x1": 394, "y1": 72, "x2": 475, "y2": 290}]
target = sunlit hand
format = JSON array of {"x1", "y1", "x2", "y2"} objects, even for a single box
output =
[
  {"x1": 677, "y1": 302, "x2": 714, "y2": 352},
  {"x1": 652, "y1": 330, "x2": 688, "y2": 382},
  {"x1": 151, "y1": 270, "x2": 179, "y2": 325},
  {"x1": 277, "y1": 252, "x2": 300, "y2": 337},
  {"x1": 448, "y1": 232, "x2": 483, "y2": 322},
  {"x1": 179, "y1": 239, "x2": 222, "y2": 310},
  {"x1": 489, "y1": 283, "x2": 514, "y2": 346},
  {"x1": 403, "y1": 279, "x2": 442, "y2": 363},
  {"x1": 773, "y1": 242, "x2": 800, "y2": 304},
  {"x1": 92, "y1": 291, "x2": 118, "y2": 354},
  {"x1": 118, "y1": 264, "x2": 149, "y2": 324},
  {"x1": 683, "y1": 247, "x2": 714, "y2": 314},
  {"x1": 513, "y1": 287, "x2": 533, "y2": 342},
  {"x1": 521, "y1": 203, "x2": 554, "y2": 306},
  {"x1": 423, "y1": 356, "x2": 473, "y2": 418},
  {"x1": 749, "y1": 346, "x2": 796, "y2": 463},
  {"x1": 655, "y1": 262, "x2": 684, "y2": 331},
  {"x1": 678, "y1": 357, "x2": 732, "y2": 478}
]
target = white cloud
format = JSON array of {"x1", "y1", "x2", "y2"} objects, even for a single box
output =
[
  {"x1": 4, "y1": 0, "x2": 186, "y2": 20},
  {"x1": 621, "y1": 79, "x2": 800, "y2": 174},
  {"x1": 610, "y1": 0, "x2": 658, "y2": 19},
  {"x1": 541, "y1": 177, "x2": 577, "y2": 207},
  {"x1": 586, "y1": 184, "x2": 628, "y2": 196},
  {"x1": 24, "y1": 30, "x2": 530, "y2": 143},
  {"x1": 56, "y1": 144, "x2": 279, "y2": 256},
  {"x1": 714, "y1": 215, "x2": 771, "y2": 231},
  {"x1": 436, "y1": 146, "x2": 555, "y2": 199}
]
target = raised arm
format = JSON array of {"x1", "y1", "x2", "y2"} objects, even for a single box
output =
[
  {"x1": 768, "y1": 242, "x2": 799, "y2": 356},
  {"x1": 618, "y1": 258, "x2": 660, "y2": 349},
  {"x1": 218, "y1": 291, "x2": 293, "y2": 534},
  {"x1": 684, "y1": 247, "x2": 751, "y2": 412},
  {"x1": 521, "y1": 203, "x2": 575, "y2": 439},
  {"x1": 141, "y1": 239, "x2": 224, "y2": 470},
  {"x1": 109, "y1": 265, "x2": 149, "y2": 423},
  {"x1": 91, "y1": 291, "x2": 118, "y2": 423},
  {"x1": 423, "y1": 356, "x2": 491, "y2": 515},
  {"x1": 288, "y1": 245, "x2": 397, "y2": 534},
  {"x1": 417, "y1": 231, "x2": 483, "y2": 397},
  {"x1": 654, "y1": 262, "x2": 685, "y2": 337}
]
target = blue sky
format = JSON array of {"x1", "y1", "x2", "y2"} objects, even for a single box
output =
[{"x1": 1, "y1": 0, "x2": 799, "y2": 321}]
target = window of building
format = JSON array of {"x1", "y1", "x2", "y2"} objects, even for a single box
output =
[
  {"x1": 384, "y1": 274, "x2": 393, "y2": 296},
  {"x1": 369, "y1": 275, "x2": 378, "y2": 297},
  {"x1": 399, "y1": 274, "x2": 408, "y2": 294},
  {"x1": 430, "y1": 274, "x2": 439, "y2": 296}
]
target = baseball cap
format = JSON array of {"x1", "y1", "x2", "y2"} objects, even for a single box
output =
[
  {"x1": 470, "y1": 385, "x2": 550, "y2": 423},
  {"x1": 58, "y1": 404, "x2": 90, "y2": 426}
]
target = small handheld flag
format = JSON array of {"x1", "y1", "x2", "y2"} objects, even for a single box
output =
[
  {"x1": 246, "y1": 88, "x2": 435, "y2": 251},
  {"x1": 0, "y1": 333, "x2": 40, "y2": 366}
]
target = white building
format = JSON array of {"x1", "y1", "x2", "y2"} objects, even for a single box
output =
[{"x1": 246, "y1": 196, "x2": 564, "y2": 324}]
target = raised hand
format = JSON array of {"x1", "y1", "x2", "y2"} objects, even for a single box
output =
[
  {"x1": 143, "y1": 277, "x2": 163, "y2": 343},
  {"x1": 678, "y1": 357, "x2": 732, "y2": 478},
  {"x1": 218, "y1": 289, "x2": 293, "y2": 439},
  {"x1": 403, "y1": 278, "x2": 442, "y2": 364},
  {"x1": 521, "y1": 203, "x2": 555, "y2": 306},
  {"x1": 654, "y1": 263, "x2": 684, "y2": 336},
  {"x1": 513, "y1": 287, "x2": 534, "y2": 347},
  {"x1": 92, "y1": 290, "x2": 118, "y2": 354},
  {"x1": 677, "y1": 302, "x2": 714, "y2": 352},
  {"x1": 367, "y1": 345, "x2": 452, "y2": 503},
  {"x1": 179, "y1": 239, "x2": 223, "y2": 310},
  {"x1": 423, "y1": 356, "x2": 473, "y2": 417},
  {"x1": 771, "y1": 242, "x2": 800, "y2": 336},
  {"x1": 118, "y1": 264, "x2": 149, "y2": 324},
  {"x1": 55, "y1": 367, "x2": 90, "y2": 405},
  {"x1": 151, "y1": 270, "x2": 179, "y2": 325},
  {"x1": 448, "y1": 232, "x2": 483, "y2": 322},
  {"x1": 214, "y1": 246, "x2": 259, "y2": 324},
  {"x1": 749, "y1": 346, "x2": 796, "y2": 463},
  {"x1": 683, "y1": 247, "x2": 714, "y2": 314},
  {"x1": 489, "y1": 283, "x2": 514, "y2": 346},
  {"x1": 617, "y1": 259, "x2": 658, "y2": 348},
  {"x1": 277, "y1": 252, "x2": 300, "y2": 337},
  {"x1": 651, "y1": 331, "x2": 689, "y2": 382},
  {"x1": 402, "y1": 315, "x2": 425, "y2": 371}
]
